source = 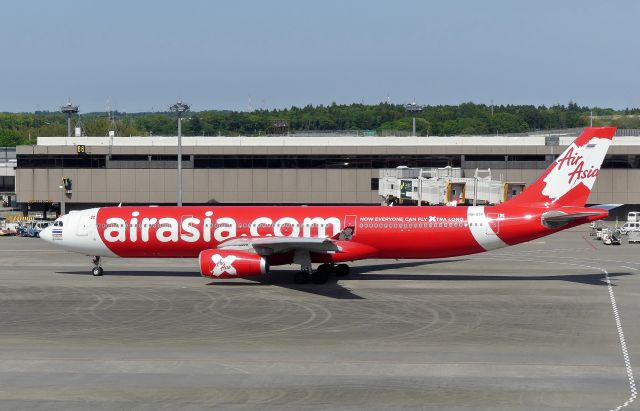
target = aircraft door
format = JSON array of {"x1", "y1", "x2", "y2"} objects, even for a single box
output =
[
  {"x1": 76, "y1": 215, "x2": 90, "y2": 236},
  {"x1": 344, "y1": 215, "x2": 357, "y2": 236},
  {"x1": 485, "y1": 213, "x2": 500, "y2": 235}
]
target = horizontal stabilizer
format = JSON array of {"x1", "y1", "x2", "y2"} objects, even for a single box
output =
[
  {"x1": 589, "y1": 203, "x2": 623, "y2": 211},
  {"x1": 541, "y1": 209, "x2": 607, "y2": 228}
]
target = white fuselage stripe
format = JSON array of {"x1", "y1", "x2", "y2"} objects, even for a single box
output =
[{"x1": 467, "y1": 206, "x2": 508, "y2": 251}]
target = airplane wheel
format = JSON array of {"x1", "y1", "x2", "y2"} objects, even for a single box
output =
[
  {"x1": 334, "y1": 264, "x2": 350, "y2": 277},
  {"x1": 92, "y1": 267, "x2": 103, "y2": 277},
  {"x1": 294, "y1": 271, "x2": 310, "y2": 284}
]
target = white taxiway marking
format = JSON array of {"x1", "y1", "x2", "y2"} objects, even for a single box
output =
[
  {"x1": 605, "y1": 268, "x2": 637, "y2": 411},
  {"x1": 476, "y1": 255, "x2": 636, "y2": 410}
]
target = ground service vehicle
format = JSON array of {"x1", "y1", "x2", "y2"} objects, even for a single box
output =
[{"x1": 620, "y1": 222, "x2": 640, "y2": 235}]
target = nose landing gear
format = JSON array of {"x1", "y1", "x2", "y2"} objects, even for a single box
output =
[{"x1": 91, "y1": 256, "x2": 103, "y2": 276}]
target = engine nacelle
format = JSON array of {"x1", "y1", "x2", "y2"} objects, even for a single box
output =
[{"x1": 199, "y1": 249, "x2": 268, "y2": 279}]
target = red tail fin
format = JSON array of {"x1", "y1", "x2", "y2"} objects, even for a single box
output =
[{"x1": 507, "y1": 127, "x2": 616, "y2": 207}]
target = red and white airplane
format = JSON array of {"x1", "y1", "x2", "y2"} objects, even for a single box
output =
[{"x1": 40, "y1": 127, "x2": 617, "y2": 284}]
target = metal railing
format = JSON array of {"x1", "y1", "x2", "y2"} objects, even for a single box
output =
[{"x1": 615, "y1": 129, "x2": 640, "y2": 136}]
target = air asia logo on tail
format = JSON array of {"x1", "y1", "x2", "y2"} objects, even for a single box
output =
[
  {"x1": 211, "y1": 254, "x2": 237, "y2": 276},
  {"x1": 542, "y1": 137, "x2": 609, "y2": 203}
]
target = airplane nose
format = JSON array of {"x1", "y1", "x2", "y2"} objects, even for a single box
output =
[{"x1": 40, "y1": 226, "x2": 53, "y2": 243}]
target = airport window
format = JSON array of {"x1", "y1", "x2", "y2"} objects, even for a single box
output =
[
  {"x1": 109, "y1": 155, "x2": 147, "y2": 161},
  {"x1": 17, "y1": 154, "x2": 106, "y2": 168},
  {"x1": 0, "y1": 176, "x2": 14, "y2": 191},
  {"x1": 370, "y1": 178, "x2": 379, "y2": 190},
  {"x1": 109, "y1": 155, "x2": 190, "y2": 162},
  {"x1": 602, "y1": 155, "x2": 639, "y2": 169},
  {"x1": 15, "y1": 153, "x2": 640, "y2": 170},
  {"x1": 464, "y1": 154, "x2": 546, "y2": 162},
  {"x1": 192, "y1": 155, "x2": 461, "y2": 169}
]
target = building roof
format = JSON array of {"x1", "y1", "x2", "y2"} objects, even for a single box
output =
[{"x1": 34, "y1": 135, "x2": 640, "y2": 148}]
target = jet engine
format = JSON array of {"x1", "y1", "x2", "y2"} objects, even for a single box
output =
[{"x1": 199, "y1": 249, "x2": 269, "y2": 279}]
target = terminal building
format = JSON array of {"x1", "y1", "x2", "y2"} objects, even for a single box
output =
[
  {"x1": 14, "y1": 130, "x2": 640, "y2": 218},
  {"x1": 0, "y1": 147, "x2": 16, "y2": 207}
]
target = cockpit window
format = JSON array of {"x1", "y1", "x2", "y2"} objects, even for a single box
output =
[{"x1": 54, "y1": 221, "x2": 63, "y2": 227}]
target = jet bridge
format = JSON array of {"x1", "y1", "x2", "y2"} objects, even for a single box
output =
[{"x1": 378, "y1": 166, "x2": 524, "y2": 206}]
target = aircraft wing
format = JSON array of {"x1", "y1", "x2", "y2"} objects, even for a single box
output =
[{"x1": 218, "y1": 236, "x2": 341, "y2": 255}]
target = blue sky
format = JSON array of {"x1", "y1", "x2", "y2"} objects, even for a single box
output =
[{"x1": 1, "y1": 0, "x2": 638, "y2": 112}]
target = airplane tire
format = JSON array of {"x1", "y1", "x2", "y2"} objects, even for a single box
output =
[
  {"x1": 334, "y1": 264, "x2": 350, "y2": 277},
  {"x1": 92, "y1": 267, "x2": 104, "y2": 277},
  {"x1": 294, "y1": 271, "x2": 310, "y2": 284}
]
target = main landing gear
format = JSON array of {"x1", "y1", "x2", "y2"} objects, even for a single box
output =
[
  {"x1": 91, "y1": 256, "x2": 103, "y2": 276},
  {"x1": 293, "y1": 263, "x2": 351, "y2": 285}
]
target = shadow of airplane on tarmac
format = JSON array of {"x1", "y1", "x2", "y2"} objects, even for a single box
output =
[
  {"x1": 57, "y1": 270, "x2": 202, "y2": 277},
  {"x1": 57, "y1": 258, "x2": 632, "y2": 300}
]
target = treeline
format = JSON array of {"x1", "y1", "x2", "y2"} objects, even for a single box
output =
[{"x1": 1, "y1": 102, "x2": 639, "y2": 146}]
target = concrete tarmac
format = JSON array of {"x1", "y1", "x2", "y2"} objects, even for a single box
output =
[{"x1": 0, "y1": 229, "x2": 638, "y2": 410}]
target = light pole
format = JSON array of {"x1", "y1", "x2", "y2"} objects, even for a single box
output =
[
  {"x1": 61, "y1": 101, "x2": 79, "y2": 137},
  {"x1": 58, "y1": 185, "x2": 65, "y2": 216},
  {"x1": 169, "y1": 99, "x2": 190, "y2": 206},
  {"x1": 404, "y1": 102, "x2": 424, "y2": 136},
  {"x1": 504, "y1": 154, "x2": 509, "y2": 192}
]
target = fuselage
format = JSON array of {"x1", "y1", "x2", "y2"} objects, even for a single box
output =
[{"x1": 41, "y1": 204, "x2": 602, "y2": 263}]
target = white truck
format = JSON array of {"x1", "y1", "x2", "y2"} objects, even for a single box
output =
[{"x1": 620, "y1": 221, "x2": 640, "y2": 235}]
